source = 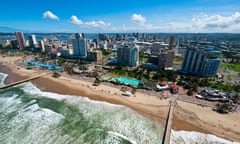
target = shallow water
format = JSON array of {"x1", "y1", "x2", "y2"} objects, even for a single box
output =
[
  {"x1": 170, "y1": 130, "x2": 240, "y2": 144},
  {"x1": 0, "y1": 73, "x2": 164, "y2": 144}
]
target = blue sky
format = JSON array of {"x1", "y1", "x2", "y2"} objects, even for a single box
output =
[{"x1": 1, "y1": 0, "x2": 240, "y2": 33}]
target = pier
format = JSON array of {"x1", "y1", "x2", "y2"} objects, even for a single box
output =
[
  {"x1": 0, "y1": 73, "x2": 47, "y2": 89},
  {"x1": 162, "y1": 97, "x2": 176, "y2": 144}
]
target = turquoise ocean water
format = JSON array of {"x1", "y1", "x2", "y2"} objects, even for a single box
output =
[{"x1": 0, "y1": 73, "x2": 164, "y2": 144}]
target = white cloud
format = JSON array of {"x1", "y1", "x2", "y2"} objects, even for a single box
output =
[
  {"x1": 131, "y1": 13, "x2": 146, "y2": 25},
  {"x1": 70, "y1": 16, "x2": 83, "y2": 25},
  {"x1": 161, "y1": 12, "x2": 240, "y2": 32},
  {"x1": 192, "y1": 12, "x2": 240, "y2": 30},
  {"x1": 44, "y1": 11, "x2": 240, "y2": 33},
  {"x1": 115, "y1": 12, "x2": 240, "y2": 32},
  {"x1": 69, "y1": 15, "x2": 110, "y2": 28},
  {"x1": 43, "y1": 11, "x2": 59, "y2": 20},
  {"x1": 85, "y1": 20, "x2": 111, "y2": 28}
]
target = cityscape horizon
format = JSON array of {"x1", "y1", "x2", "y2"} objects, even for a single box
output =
[{"x1": 1, "y1": 0, "x2": 240, "y2": 144}]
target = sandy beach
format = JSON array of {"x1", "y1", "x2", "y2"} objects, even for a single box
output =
[{"x1": 1, "y1": 55, "x2": 240, "y2": 142}]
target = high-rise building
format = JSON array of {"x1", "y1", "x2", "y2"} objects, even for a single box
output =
[
  {"x1": 158, "y1": 51, "x2": 175, "y2": 69},
  {"x1": 141, "y1": 33, "x2": 146, "y2": 40},
  {"x1": 181, "y1": 47, "x2": 205, "y2": 75},
  {"x1": 87, "y1": 50, "x2": 102, "y2": 63},
  {"x1": 151, "y1": 42, "x2": 162, "y2": 55},
  {"x1": 180, "y1": 47, "x2": 221, "y2": 76},
  {"x1": 10, "y1": 40, "x2": 18, "y2": 48},
  {"x1": 98, "y1": 33, "x2": 107, "y2": 41},
  {"x1": 28, "y1": 35, "x2": 38, "y2": 48},
  {"x1": 72, "y1": 33, "x2": 87, "y2": 58},
  {"x1": 39, "y1": 40, "x2": 45, "y2": 53},
  {"x1": 15, "y1": 32, "x2": 25, "y2": 50},
  {"x1": 117, "y1": 44, "x2": 139, "y2": 67},
  {"x1": 169, "y1": 36, "x2": 174, "y2": 50},
  {"x1": 201, "y1": 59, "x2": 221, "y2": 77}
]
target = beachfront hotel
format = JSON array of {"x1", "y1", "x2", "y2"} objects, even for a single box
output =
[
  {"x1": 117, "y1": 43, "x2": 139, "y2": 67},
  {"x1": 180, "y1": 47, "x2": 221, "y2": 76},
  {"x1": 72, "y1": 33, "x2": 88, "y2": 58},
  {"x1": 15, "y1": 32, "x2": 25, "y2": 50}
]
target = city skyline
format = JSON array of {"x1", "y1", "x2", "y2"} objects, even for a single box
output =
[{"x1": 1, "y1": 0, "x2": 240, "y2": 33}]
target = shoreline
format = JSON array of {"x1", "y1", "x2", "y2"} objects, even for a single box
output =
[
  {"x1": 1, "y1": 55, "x2": 240, "y2": 142},
  {"x1": 0, "y1": 60, "x2": 169, "y2": 124}
]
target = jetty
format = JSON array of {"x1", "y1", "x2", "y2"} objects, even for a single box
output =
[
  {"x1": 162, "y1": 97, "x2": 176, "y2": 144},
  {"x1": 0, "y1": 73, "x2": 47, "y2": 89}
]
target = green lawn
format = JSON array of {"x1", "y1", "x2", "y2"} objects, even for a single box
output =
[
  {"x1": 173, "y1": 59, "x2": 182, "y2": 65},
  {"x1": 221, "y1": 63, "x2": 240, "y2": 72}
]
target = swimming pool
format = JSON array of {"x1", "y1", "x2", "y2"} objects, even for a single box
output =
[
  {"x1": 24, "y1": 61, "x2": 64, "y2": 71},
  {"x1": 111, "y1": 77, "x2": 140, "y2": 87}
]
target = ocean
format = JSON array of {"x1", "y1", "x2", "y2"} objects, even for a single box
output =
[
  {"x1": 0, "y1": 73, "x2": 163, "y2": 144},
  {"x1": 0, "y1": 72, "x2": 240, "y2": 144},
  {"x1": 170, "y1": 130, "x2": 240, "y2": 144}
]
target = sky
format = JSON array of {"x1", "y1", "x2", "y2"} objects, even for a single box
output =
[{"x1": 1, "y1": 0, "x2": 240, "y2": 33}]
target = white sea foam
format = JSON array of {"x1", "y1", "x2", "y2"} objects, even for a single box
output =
[
  {"x1": 106, "y1": 131, "x2": 137, "y2": 144},
  {"x1": 0, "y1": 94, "x2": 65, "y2": 144},
  {"x1": 0, "y1": 72, "x2": 8, "y2": 86},
  {"x1": 21, "y1": 82, "x2": 164, "y2": 144},
  {"x1": 170, "y1": 130, "x2": 240, "y2": 144},
  {"x1": 22, "y1": 82, "x2": 123, "y2": 108}
]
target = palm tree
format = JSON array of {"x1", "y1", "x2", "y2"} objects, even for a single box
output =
[
  {"x1": 52, "y1": 71, "x2": 61, "y2": 78},
  {"x1": 231, "y1": 94, "x2": 240, "y2": 103},
  {"x1": 216, "y1": 103, "x2": 230, "y2": 114}
]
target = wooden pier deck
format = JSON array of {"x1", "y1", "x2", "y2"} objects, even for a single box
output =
[
  {"x1": 162, "y1": 98, "x2": 176, "y2": 144},
  {"x1": 0, "y1": 73, "x2": 47, "y2": 89}
]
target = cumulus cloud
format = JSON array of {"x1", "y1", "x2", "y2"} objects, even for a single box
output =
[
  {"x1": 192, "y1": 12, "x2": 240, "y2": 30},
  {"x1": 163, "y1": 12, "x2": 240, "y2": 32},
  {"x1": 85, "y1": 20, "x2": 111, "y2": 28},
  {"x1": 43, "y1": 11, "x2": 59, "y2": 20},
  {"x1": 70, "y1": 16, "x2": 83, "y2": 25},
  {"x1": 108, "y1": 12, "x2": 240, "y2": 33},
  {"x1": 131, "y1": 13, "x2": 146, "y2": 25},
  {"x1": 69, "y1": 15, "x2": 111, "y2": 28},
  {"x1": 151, "y1": 12, "x2": 240, "y2": 32}
]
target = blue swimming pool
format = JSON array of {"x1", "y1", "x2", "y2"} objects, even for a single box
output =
[
  {"x1": 24, "y1": 61, "x2": 64, "y2": 71},
  {"x1": 111, "y1": 77, "x2": 140, "y2": 87}
]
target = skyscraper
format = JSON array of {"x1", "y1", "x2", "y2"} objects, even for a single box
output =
[
  {"x1": 15, "y1": 32, "x2": 25, "y2": 50},
  {"x1": 169, "y1": 36, "x2": 174, "y2": 50},
  {"x1": 151, "y1": 42, "x2": 162, "y2": 55},
  {"x1": 181, "y1": 47, "x2": 205, "y2": 75},
  {"x1": 117, "y1": 44, "x2": 139, "y2": 67},
  {"x1": 180, "y1": 47, "x2": 221, "y2": 76},
  {"x1": 201, "y1": 59, "x2": 221, "y2": 77},
  {"x1": 28, "y1": 35, "x2": 38, "y2": 48},
  {"x1": 87, "y1": 50, "x2": 102, "y2": 63},
  {"x1": 158, "y1": 51, "x2": 175, "y2": 69},
  {"x1": 72, "y1": 33, "x2": 87, "y2": 58},
  {"x1": 98, "y1": 33, "x2": 107, "y2": 41},
  {"x1": 39, "y1": 40, "x2": 45, "y2": 53}
]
